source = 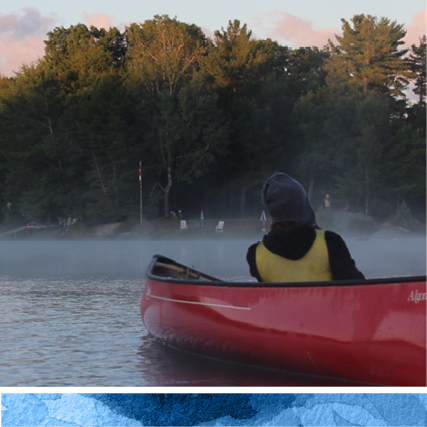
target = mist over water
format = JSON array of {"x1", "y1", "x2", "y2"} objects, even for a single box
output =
[
  {"x1": 343, "y1": 234, "x2": 426, "y2": 278},
  {"x1": 0, "y1": 234, "x2": 424, "y2": 278},
  {"x1": 0, "y1": 234, "x2": 425, "y2": 386}
]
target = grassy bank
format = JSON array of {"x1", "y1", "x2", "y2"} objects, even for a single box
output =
[{"x1": 1, "y1": 208, "x2": 424, "y2": 240}]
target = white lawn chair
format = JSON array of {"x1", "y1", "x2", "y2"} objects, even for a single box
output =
[
  {"x1": 215, "y1": 221, "x2": 224, "y2": 233},
  {"x1": 180, "y1": 220, "x2": 188, "y2": 231}
]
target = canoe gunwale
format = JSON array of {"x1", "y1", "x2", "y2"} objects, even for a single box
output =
[{"x1": 146, "y1": 254, "x2": 427, "y2": 288}]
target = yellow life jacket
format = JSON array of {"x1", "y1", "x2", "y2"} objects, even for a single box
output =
[{"x1": 255, "y1": 229, "x2": 332, "y2": 282}]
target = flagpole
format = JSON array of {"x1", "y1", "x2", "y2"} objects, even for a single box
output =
[{"x1": 139, "y1": 161, "x2": 143, "y2": 225}]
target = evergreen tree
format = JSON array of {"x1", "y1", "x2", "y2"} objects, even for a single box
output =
[
  {"x1": 383, "y1": 120, "x2": 426, "y2": 219},
  {"x1": 325, "y1": 14, "x2": 410, "y2": 97},
  {"x1": 0, "y1": 65, "x2": 81, "y2": 223},
  {"x1": 200, "y1": 20, "x2": 277, "y2": 93},
  {"x1": 293, "y1": 85, "x2": 392, "y2": 214},
  {"x1": 408, "y1": 35, "x2": 426, "y2": 106},
  {"x1": 199, "y1": 21, "x2": 296, "y2": 215},
  {"x1": 42, "y1": 24, "x2": 130, "y2": 222}
]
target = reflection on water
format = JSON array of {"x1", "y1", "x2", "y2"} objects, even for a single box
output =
[
  {"x1": 136, "y1": 336, "x2": 366, "y2": 387},
  {"x1": 0, "y1": 276, "x2": 143, "y2": 386},
  {"x1": 0, "y1": 236, "x2": 425, "y2": 386}
]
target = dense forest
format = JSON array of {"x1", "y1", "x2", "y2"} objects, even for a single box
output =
[{"x1": 0, "y1": 14, "x2": 425, "y2": 230}]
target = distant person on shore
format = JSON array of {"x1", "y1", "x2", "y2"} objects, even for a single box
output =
[
  {"x1": 324, "y1": 193, "x2": 331, "y2": 208},
  {"x1": 246, "y1": 172, "x2": 365, "y2": 282}
]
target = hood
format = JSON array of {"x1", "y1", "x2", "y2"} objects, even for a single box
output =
[{"x1": 262, "y1": 172, "x2": 315, "y2": 225}]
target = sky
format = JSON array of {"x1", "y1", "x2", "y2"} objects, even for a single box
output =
[{"x1": 0, "y1": 0, "x2": 425, "y2": 77}]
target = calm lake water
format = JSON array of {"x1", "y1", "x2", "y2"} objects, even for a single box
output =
[{"x1": 0, "y1": 235, "x2": 425, "y2": 387}]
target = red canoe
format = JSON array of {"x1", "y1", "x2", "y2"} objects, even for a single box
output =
[{"x1": 140, "y1": 254, "x2": 426, "y2": 386}]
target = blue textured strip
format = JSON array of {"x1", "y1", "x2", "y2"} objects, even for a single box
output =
[{"x1": 1, "y1": 393, "x2": 427, "y2": 426}]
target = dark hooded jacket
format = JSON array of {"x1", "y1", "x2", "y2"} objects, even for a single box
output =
[{"x1": 247, "y1": 173, "x2": 365, "y2": 282}]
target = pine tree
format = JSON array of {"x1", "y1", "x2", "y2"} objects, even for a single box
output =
[
  {"x1": 325, "y1": 14, "x2": 410, "y2": 97},
  {"x1": 408, "y1": 35, "x2": 426, "y2": 106}
]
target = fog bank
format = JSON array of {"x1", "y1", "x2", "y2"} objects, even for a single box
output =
[{"x1": 0, "y1": 235, "x2": 424, "y2": 279}]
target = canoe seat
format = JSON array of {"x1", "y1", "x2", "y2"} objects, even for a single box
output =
[{"x1": 152, "y1": 262, "x2": 205, "y2": 280}]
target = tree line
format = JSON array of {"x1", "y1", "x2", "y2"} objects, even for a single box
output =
[{"x1": 0, "y1": 14, "x2": 425, "y2": 228}]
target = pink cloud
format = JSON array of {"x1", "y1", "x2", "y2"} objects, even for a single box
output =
[
  {"x1": 0, "y1": 10, "x2": 122, "y2": 77},
  {"x1": 252, "y1": 10, "x2": 338, "y2": 48},
  {"x1": 254, "y1": 8, "x2": 427, "y2": 49},
  {"x1": 0, "y1": 34, "x2": 45, "y2": 76},
  {"x1": 0, "y1": 8, "x2": 56, "y2": 77},
  {"x1": 201, "y1": 27, "x2": 214, "y2": 40},
  {"x1": 404, "y1": 7, "x2": 426, "y2": 47},
  {"x1": 83, "y1": 13, "x2": 116, "y2": 30}
]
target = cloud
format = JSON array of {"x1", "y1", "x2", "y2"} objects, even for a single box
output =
[
  {"x1": 404, "y1": 7, "x2": 426, "y2": 46},
  {"x1": 0, "y1": 10, "x2": 122, "y2": 77},
  {"x1": 253, "y1": 8, "x2": 426, "y2": 49},
  {"x1": 0, "y1": 7, "x2": 55, "y2": 39},
  {"x1": 83, "y1": 13, "x2": 116, "y2": 30},
  {"x1": 0, "y1": 35, "x2": 45, "y2": 75},
  {"x1": 252, "y1": 10, "x2": 338, "y2": 48},
  {"x1": 201, "y1": 27, "x2": 214, "y2": 40},
  {"x1": 0, "y1": 8, "x2": 56, "y2": 77}
]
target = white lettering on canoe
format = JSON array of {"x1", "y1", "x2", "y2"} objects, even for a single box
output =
[
  {"x1": 147, "y1": 289, "x2": 251, "y2": 310},
  {"x1": 407, "y1": 290, "x2": 427, "y2": 303}
]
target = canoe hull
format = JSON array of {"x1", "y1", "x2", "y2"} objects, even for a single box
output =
[{"x1": 141, "y1": 257, "x2": 426, "y2": 386}]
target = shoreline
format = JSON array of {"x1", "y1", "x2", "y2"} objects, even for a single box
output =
[{"x1": 0, "y1": 209, "x2": 425, "y2": 241}]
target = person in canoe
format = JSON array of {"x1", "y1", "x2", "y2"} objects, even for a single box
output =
[{"x1": 247, "y1": 172, "x2": 365, "y2": 282}]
